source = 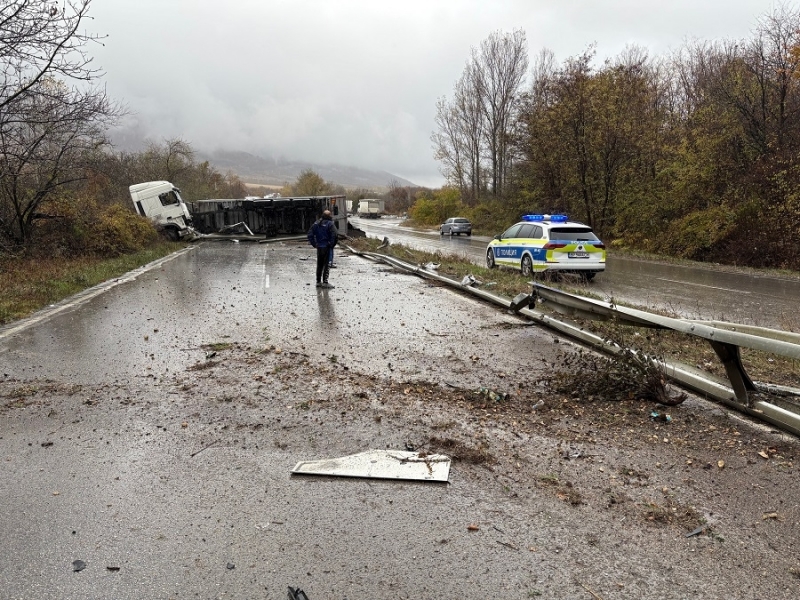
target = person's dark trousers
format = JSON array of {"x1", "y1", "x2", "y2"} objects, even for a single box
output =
[{"x1": 316, "y1": 246, "x2": 330, "y2": 283}]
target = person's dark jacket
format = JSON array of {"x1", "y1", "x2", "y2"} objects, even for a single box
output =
[{"x1": 307, "y1": 216, "x2": 338, "y2": 249}]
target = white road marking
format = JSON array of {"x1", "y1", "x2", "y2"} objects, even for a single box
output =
[
  {"x1": 0, "y1": 247, "x2": 196, "y2": 341},
  {"x1": 655, "y1": 278, "x2": 750, "y2": 294}
]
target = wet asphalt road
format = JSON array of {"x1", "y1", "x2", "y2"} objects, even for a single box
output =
[
  {"x1": 351, "y1": 217, "x2": 800, "y2": 330},
  {"x1": 2, "y1": 240, "x2": 799, "y2": 600},
  {"x1": 0, "y1": 241, "x2": 563, "y2": 599}
]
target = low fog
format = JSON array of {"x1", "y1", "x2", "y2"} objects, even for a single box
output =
[{"x1": 93, "y1": 0, "x2": 776, "y2": 187}]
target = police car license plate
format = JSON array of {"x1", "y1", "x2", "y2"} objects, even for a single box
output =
[{"x1": 568, "y1": 251, "x2": 589, "y2": 258}]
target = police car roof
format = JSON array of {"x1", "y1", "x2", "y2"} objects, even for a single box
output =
[{"x1": 516, "y1": 219, "x2": 591, "y2": 228}]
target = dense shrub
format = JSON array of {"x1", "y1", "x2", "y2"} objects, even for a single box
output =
[
  {"x1": 87, "y1": 203, "x2": 159, "y2": 255},
  {"x1": 408, "y1": 187, "x2": 464, "y2": 225},
  {"x1": 29, "y1": 195, "x2": 158, "y2": 258},
  {"x1": 652, "y1": 206, "x2": 737, "y2": 261}
]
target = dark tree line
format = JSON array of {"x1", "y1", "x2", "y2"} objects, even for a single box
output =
[{"x1": 432, "y1": 5, "x2": 800, "y2": 269}]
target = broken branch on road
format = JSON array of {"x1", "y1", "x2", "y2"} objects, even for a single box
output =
[{"x1": 190, "y1": 440, "x2": 221, "y2": 458}]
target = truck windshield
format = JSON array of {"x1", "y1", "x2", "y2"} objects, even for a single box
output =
[{"x1": 158, "y1": 191, "x2": 181, "y2": 207}]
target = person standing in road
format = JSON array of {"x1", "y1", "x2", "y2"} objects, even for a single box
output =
[
  {"x1": 328, "y1": 201, "x2": 340, "y2": 269},
  {"x1": 307, "y1": 209, "x2": 338, "y2": 289}
]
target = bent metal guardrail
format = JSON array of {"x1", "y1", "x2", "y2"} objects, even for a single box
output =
[
  {"x1": 530, "y1": 283, "x2": 800, "y2": 435},
  {"x1": 352, "y1": 248, "x2": 800, "y2": 437}
]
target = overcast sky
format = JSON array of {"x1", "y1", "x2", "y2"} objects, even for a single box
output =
[{"x1": 92, "y1": 0, "x2": 779, "y2": 187}]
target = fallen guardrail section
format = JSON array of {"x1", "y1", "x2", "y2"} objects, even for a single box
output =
[
  {"x1": 350, "y1": 247, "x2": 800, "y2": 437},
  {"x1": 531, "y1": 283, "x2": 800, "y2": 437}
]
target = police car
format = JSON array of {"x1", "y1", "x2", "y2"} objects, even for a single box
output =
[{"x1": 485, "y1": 214, "x2": 606, "y2": 280}]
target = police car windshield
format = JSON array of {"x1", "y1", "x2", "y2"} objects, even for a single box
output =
[{"x1": 548, "y1": 227, "x2": 599, "y2": 242}]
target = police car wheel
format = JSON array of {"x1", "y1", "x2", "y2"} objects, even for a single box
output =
[
  {"x1": 440, "y1": 229, "x2": 444, "y2": 235},
  {"x1": 521, "y1": 255, "x2": 533, "y2": 276},
  {"x1": 486, "y1": 249, "x2": 496, "y2": 269}
]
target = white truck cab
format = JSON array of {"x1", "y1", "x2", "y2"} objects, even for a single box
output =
[{"x1": 129, "y1": 181, "x2": 194, "y2": 240}]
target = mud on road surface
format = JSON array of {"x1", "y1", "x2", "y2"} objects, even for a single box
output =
[{"x1": 1, "y1": 242, "x2": 798, "y2": 599}]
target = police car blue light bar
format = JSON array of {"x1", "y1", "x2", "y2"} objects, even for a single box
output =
[{"x1": 522, "y1": 214, "x2": 569, "y2": 222}]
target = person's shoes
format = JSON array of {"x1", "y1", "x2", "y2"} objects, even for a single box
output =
[
  {"x1": 329, "y1": 264, "x2": 337, "y2": 269},
  {"x1": 321, "y1": 282, "x2": 335, "y2": 289},
  {"x1": 315, "y1": 282, "x2": 322, "y2": 287}
]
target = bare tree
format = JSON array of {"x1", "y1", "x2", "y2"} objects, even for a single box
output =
[
  {"x1": 456, "y1": 63, "x2": 485, "y2": 202},
  {"x1": 0, "y1": 76, "x2": 117, "y2": 244},
  {"x1": 529, "y1": 48, "x2": 558, "y2": 111},
  {"x1": 432, "y1": 62, "x2": 487, "y2": 203},
  {"x1": 432, "y1": 33, "x2": 526, "y2": 202},
  {"x1": 431, "y1": 95, "x2": 466, "y2": 192},
  {"x1": 0, "y1": 0, "x2": 103, "y2": 113},
  {"x1": 161, "y1": 138, "x2": 195, "y2": 182},
  {"x1": 0, "y1": 0, "x2": 119, "y2": 245},
  {"x1": 385, "y1": 178, "x2": 415, "y2": 213},
  {"x1": 472, "y1": 29, "x2": 529, "y2": 197},
  {"x1": 740, "y1": 5, "x2": 800, "y2": 156}
]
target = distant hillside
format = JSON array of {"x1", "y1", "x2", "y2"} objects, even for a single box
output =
[{"x1": 199, "y1": 150, "x2": 418, "y2": 190}]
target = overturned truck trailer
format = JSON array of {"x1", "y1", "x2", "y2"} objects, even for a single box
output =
[
  {"x1": 188, "y1": 195, "x2": 346, "y2": 237},
  {"x1": 130, "y1": 181, "x2": 348, "y2": 239}
]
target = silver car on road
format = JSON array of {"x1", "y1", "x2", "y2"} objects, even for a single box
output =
[{"x1": 440, "y1": 217, "x2": 472, "y2": 236}]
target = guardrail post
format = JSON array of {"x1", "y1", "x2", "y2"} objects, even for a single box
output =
[{"x1": 708, "y1": 340, "x2": 756, "y2": 404}]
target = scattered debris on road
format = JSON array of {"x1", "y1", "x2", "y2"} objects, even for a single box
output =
[
  {"x1": 473, "y1": 387, "x2": 509, "y2": 402},
  {"x1": 288, "y1": 586, "x2": 310, "y2": 600},
  {"x1": 685, "y1": 524, "x2": 710, "y2": 538},
  {"x1": 650, "y1": 411, "x2": 672, "y2": 423},
  {"x1": 190, "y1": 439, "x2": 220, "y2": 458},
  {"x1": 291, "y1": 449, "x2": 451, "y2": 482}
]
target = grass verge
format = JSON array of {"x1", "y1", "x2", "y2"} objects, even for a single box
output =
[{"x1": 0, "y1": 242, "x2": 184, "y2": 325}]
